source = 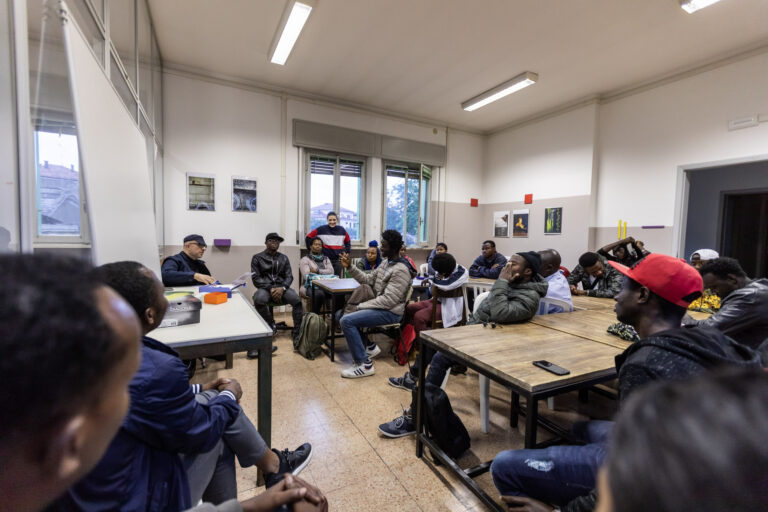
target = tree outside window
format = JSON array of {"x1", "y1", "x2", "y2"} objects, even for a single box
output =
[{"x1": 385, "y1": 162, "x2": 430, "y2": 246}]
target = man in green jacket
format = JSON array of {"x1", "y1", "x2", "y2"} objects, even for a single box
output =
[{"x1": 378, "y1": 252, "x2": 548, "y2": 438}]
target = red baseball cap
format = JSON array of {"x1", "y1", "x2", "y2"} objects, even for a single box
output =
[{"x1": 608, "y1": 254, "x2": 703, "y2": 308}]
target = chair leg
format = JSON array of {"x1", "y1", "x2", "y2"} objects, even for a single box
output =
[{"x1": 479, "y1": 374, "x2": 490, "y2": 434}]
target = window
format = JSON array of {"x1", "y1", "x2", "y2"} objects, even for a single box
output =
[
  {"x1": 34, "y1": 129, "x2": 84, "y2": 237},
  {"x1": 306, "y1": 153, "x2": 364, "y2": 241},
  {"x1": 385, "y1": 162, "x2": 431, "y2": 246}
]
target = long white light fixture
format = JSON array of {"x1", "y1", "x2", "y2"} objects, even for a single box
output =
[
  {"x1": 269, "y1": 0, "x2": 315, "y2": 65},
  {"x1": 461, "y1": 71, "x2": 538, "y2": 112},
  {"x1": 680, "y1": 0, "x2": 724, "y2": 14}
]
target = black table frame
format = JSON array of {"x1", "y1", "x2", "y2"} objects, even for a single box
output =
[
  {"x1": 173, "y1": 335, "x2": 274, "y2": 446},
  {"x1": 311, "y1": 282, "x2": 355, "y2": 362},
  {"x1": 414, "y1": 338, "x2": 616, "y2": 511}
]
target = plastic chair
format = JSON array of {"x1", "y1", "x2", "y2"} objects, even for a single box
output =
[
  {"x1": 419, "y1": 263, "x2": 428, "y2": 276},
  {"x1": 537, "y1": 297, "x2": 574, "y2": 315}
]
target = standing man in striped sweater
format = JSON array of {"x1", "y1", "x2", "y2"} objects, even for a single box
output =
[{"x1": 305, "y1": 211, "x2": 351, "y2": 277}]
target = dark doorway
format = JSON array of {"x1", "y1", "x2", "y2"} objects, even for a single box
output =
[{"x1": 721, "y1": 191, "x2": 768, "y2": 278}]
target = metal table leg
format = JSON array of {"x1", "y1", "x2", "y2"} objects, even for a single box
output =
[
  {"x1": 257, "y1": 336, "x2": 273, "y2": 447},
  {"x1": 415, "y1": 346, "x2": 427, "y2": 458},
  {"x1": 524, "y1": 394, "x2": 539, "y2": 448}
]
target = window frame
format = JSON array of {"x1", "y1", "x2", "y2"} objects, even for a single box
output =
[
  {"x1": 304, "y1": 150, "x2": 366, "y2": 245},
  {"x1": 381, "y1": 159, "x2": 432, "y2": 248}
]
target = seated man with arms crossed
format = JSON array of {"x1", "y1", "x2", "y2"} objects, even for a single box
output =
[
  {"x1": 388, "y1": 252, "x2": 469, "y2": 391},
  {"x1": 379, "y1": 252, "x2": 548, "y2": 437},
  {"x1": 162, "y1": 234, "x2": 218, "y2": 286},
  {"x1": 684, "y1": 257, "x2": 768, "y2": 350},
  {"x1": 338, "y1": 229, "x2": 416, "y2": 379},
  {"x1": 567, "y1": 251, "x2": 622, "y2": 298},
  {"x1": 469, "y1": 239, "x2": 508, "y2": 279},
  {"x1": 0, "y1": 253, "x2": 324, "y2": 512},
  {"x1": 492, "y1": 254, "x2": 762, "y2": 512},
  {"x1": 61, "y1": 261, "x2": 313, "y2": 510}
]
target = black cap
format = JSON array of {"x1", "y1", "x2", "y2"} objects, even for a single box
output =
[
  {"x1": 516, "y1": 251, "x2": 542, "y2": 275},
  {"x1": 265, "y1": 232, "x2": 284, "y2": 243},
  {"x1": 183, "y1": 234, "x2": 207, "y2": 246}
]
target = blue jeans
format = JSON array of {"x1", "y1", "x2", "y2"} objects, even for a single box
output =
[
  {"x1": 490, "y1": 420, "x2": 613, "y2": 506},
  {"x1": 338, "y1": 308, "x2": 400, "y2": 364}
]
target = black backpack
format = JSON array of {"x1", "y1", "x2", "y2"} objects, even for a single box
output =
[{"x1": 413, "y1": 382, "x2": 470, "y2": 459}]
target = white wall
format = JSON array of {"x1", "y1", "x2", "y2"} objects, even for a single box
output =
[
  {"x1": 444, "y1": 129, "x2": 483, "y2": 202},
  {"x1": 596, "y1": 52, "x2": 768, "y2": 253},
  {"x1": 163, "y1": 72, "x2": 282, "y2": 247}
]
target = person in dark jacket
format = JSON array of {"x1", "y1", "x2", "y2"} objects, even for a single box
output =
[
  {"x1": 162, "y1": 234, "x2": 219, "y2": 286},
  {"x1": 491, "y1": 254, "x2": 763, "y2": 510},
  {"x1": 468, "y1": 240, "x2": 508, "y2": 279},
  {"x1": 684, "y1": 257, "x2": 768, "y2": 349},
  {"x1": 61, "y1": 261, "x2": 314, "y2": 511},
  {"x1": 426, "y1": 242, "x2": 448, "y2": 276},
  {"x1": 567, "y1": 252, "x2": 622, "y2": 298},
  {"x1": 379, "y1": 252, "x2": 548, "y2": 437},
  {"x1": 597, "y1": 236, "x2": 645, "y2": 267},
  {"x1": 595, "y1": 371, "x2": 768, "y2": 512},
  {"x1": 305, "y1": 211, "x2": 351, "y2": 277},
  {"x1": 250, "y1": 232, "x2": 303, "y2": 357}
]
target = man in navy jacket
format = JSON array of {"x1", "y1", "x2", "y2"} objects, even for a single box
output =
[
  {"x1": 62, "y1": 261, "x2": 312, "y2": 511},
  {"x1": 468, "y1": 240, "x2": 508, "y2": 279},
  {"x1": 162, "y1": 234, "x2": 219, "y2": 286}
]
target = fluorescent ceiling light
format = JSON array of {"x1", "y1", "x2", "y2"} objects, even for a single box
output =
[
  {"x1": 462, "y1": 72, "x2": 538, "y2": 112},
  {"x1": 680, "y1": 0, "x2": 724, "y2": 14},
  {"x1": 269, "y1": 0, "x2": 314, "y2": 65}
]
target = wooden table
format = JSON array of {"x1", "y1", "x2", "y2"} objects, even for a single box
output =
[
  {"x1": 531, "y1": 309, "x2": 630, "y2": 350},
  {"x1": 150, "y1": 287, "x2": 275, "y2": 445},
  {"x1": 415, "y1": 323, "x2": 620, "y2": 510},
  {"x1": 312, "y1": 278, "x2": 360, "y2": 361},
  {"x1": 570, "y1": 295, "x2": 616, "y2": 311}
]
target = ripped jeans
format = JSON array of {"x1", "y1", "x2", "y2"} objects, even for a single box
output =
[{"x1": 490, "y1": 420, "x2": 613, "y2": 506}]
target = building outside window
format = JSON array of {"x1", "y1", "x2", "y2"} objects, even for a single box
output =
[{"x1": 307, "y1": 153, "x2": 363, "y2": 241}]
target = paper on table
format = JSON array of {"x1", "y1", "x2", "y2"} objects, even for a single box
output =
[{"x1": 231, "y1": 271, "x2": 254, "y2": 289}]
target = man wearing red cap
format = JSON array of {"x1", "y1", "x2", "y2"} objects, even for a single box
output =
[{"x1": 490, "y1": 254, "x2": 763, "y2": 511}]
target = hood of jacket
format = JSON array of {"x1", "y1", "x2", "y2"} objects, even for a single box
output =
[{"x1": 616, "y1": 325, "x2": 762, "y2": 372}]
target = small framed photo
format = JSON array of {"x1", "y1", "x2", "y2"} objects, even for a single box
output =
[
  {"x1": 513, "y1": 209, "x2": 529, "y2": 238},
  {"x1": 232, "y1": 176, "x2": 258, "y2": 212},
  {"x1": 187, "y1": 173, "x2": 215, "y2": 211},
  {"x1": 544, "y1": 207, "x2": 563, "y2": 235},
  {"x1": 493, "y1": 210, "x2": 510, "y2": 237}
]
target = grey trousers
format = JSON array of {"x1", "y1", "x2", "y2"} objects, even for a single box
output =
[{"x1": 183, "y1": 390, "x2": 269, "y2": 505}]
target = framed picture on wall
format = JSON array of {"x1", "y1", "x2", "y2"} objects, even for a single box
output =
[
  {"x1": 187, "y1": 173, "x2": 215, "y2": 211},
  {"x1": 513, "y1": 209, "x2": 529, "y2": 238},
  {"x1": 493, "y1": 210, "x2": 510, "y2": 237},
  {"x1": 232, "y1": 176, "x2": 258, "y2": 212},
  {"x1": 544, "y1": 207, "x2": 563, "y2": 234}
]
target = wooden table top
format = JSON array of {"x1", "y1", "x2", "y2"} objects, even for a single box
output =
[
  {"x1": 570, "y1": 295, "x2": 616, "y2": 311},
  {"x1": 687, "y1": 310, "x2": 712, "y2": 321},
  {"x1": 467, "y1": 277, "x2": 496, "y2": 286},
  {"x1": 531, "y1": 309, "x2": 630, "y2": 350},
  {"x1": 420, "y1": 323, "x2": 620, "y2": 393},
  {"x1": 313, "y1": 278, "x2": 360, "y2": 293}
]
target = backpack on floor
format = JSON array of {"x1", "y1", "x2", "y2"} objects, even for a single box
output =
[
  {"x1": 391, "y1": 324, "x2": 416, "y2": 365},
  {"x1": 294, "y1": 312, "x2": 327, "y2": 360},
  {"x1": 413, "y1": 382, "x2": 470, "y2": 459}
]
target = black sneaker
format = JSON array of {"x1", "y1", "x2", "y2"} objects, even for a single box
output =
[
  {"x1": 246, "y1": 346, "x2": 278, "y2": 359},
  {"x1": 378, "y1": 408, "x2": 416, "y2": 438},
  {"x1": 264, "y1": 443, "x2": 313, "y2": 488},
  {"x1": 388, "y1": 371, "x2": 416, "y2": 391}
]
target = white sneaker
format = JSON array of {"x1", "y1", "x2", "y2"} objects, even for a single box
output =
[
  {"x1": 341, "y1": 362, "x2": 375, "y2": 379},
  {"x1": 366, "y1": 343, "x2": 382, "y2": 359}
]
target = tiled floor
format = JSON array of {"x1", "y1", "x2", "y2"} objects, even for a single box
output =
[{"x1": 190, "y1": 317, "x2": 617, "y2": 511}]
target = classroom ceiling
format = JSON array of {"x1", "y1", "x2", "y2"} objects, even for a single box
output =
[{"x1": 147, "y1": 0, "x2": 768, "y2": 133}]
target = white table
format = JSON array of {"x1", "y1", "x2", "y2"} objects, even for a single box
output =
[{"x1": 149, "y1": 286, "x2": 275, "y2": 445}]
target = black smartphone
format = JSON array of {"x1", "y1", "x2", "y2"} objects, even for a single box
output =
[{"x1": 532, "y1": 360, "x2": 570, "y2": 376}]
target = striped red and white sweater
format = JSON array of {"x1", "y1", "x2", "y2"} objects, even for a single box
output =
[{"x1": 305, "y1": 225, "x2": 351, "y2": 260}]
